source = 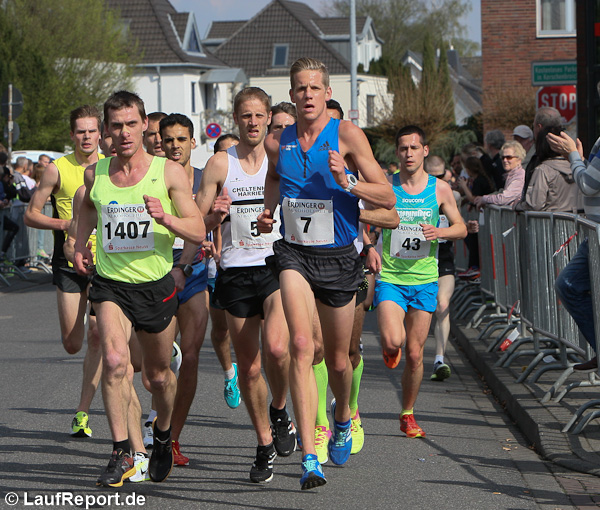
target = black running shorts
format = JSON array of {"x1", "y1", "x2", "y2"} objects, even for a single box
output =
[
  {"x1": 214, "y1": 265, "x2": 279, "y2": 318},
  {"x1": 52, "y1": 265, "x2": 92, "y2": 294},
  {"x1": 438, "y1": 242, "x2": 455, "y2": 278},
  {"x1": 88, "y1": 273, "x2": 178, "y2": 333},
  {"x1": 270, "y1": 239, "x2": 363, "y2": 308}
]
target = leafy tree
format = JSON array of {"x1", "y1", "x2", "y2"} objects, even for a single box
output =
[
  {"x1": 0, "y1": 0, "x2": 135, "y2": 151},
  {"x1": 328, "y1": 0, "x2": 478, "y2": 63}
]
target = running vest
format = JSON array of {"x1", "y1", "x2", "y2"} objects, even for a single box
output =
[
  {"x1": 380, "y1": 173, "x2": 440, "y2": 285},
  {"x1": 276, "y1": 118, "x2": 359, "y2": 248},
  {"x1": 91, "y1": 156, "x2": 175, "y2": 284},
  {"x1": 52, "y1": 152, "x2": 103, "y2": 267},
  {"x1": 172, "y1": 167, "x2": 204, "y2": 265},
  {"x1": 220, "y1": 146, "x2": 280, "y2": 270}
]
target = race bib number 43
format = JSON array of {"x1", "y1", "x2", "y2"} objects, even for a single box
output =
[
  {"x1": 101, "y1": 203, "x2": 154, "y2": 253},
  {"x1": 390, "y1": 224, "x2": 430, "y2": 260},
  {"x1": 282, "y1": 198, "x2": 334, "y2": 246}
]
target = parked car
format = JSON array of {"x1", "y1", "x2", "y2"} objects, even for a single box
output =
[{"x1": 10, "y1": 150, "x2": 65, "y2": 165}]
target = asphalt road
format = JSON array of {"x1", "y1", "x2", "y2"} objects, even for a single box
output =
[{"x1": 0, "y1": 280, "x2": 582, "y2": 509}]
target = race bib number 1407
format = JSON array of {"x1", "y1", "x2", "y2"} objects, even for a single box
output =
[{"x1": 101, "y1": 203, "x2": 155, "y2": 253}]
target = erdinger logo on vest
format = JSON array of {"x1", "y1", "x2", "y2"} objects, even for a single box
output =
[
  {"x1": 101, "y1": 200, "x2": 155, "y2": 253},
  {"x1": 282, "y1": 197, "x2": 334, "y2": 246}
]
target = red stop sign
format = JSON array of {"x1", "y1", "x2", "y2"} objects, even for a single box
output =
[{"x1": 536, "y1": 85, "x2": 577, "y2": 123}]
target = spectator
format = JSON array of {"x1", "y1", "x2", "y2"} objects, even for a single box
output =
[
  {"x1": 513, "y1": 125, "x2": 534, "y2": 167},
  {"x1": 521, "y1": 106, "x2": 562, "y2": 200},
  {"x1": 517, "y1": 126, "x2": 581, "y2": 212},
  {"x1": 547, "y1": 130, "x2": 600, "y2": 371},
  {"x1": 12, "y1": 156, "x2": 36, "y2": 202},
  {"x1": 450, "y1": 153, "x2": 462, "y2": 177},
  {"x1": 483, "y1": 129, "x2": 506, "y2": 190},
  {"x1": 456, "y1": 156, "x2": 495, "y2": 279},
  {"x1": 474, "y1": 141, "x2": 525, "y2": 208},
  {"x1": 38, "y1": 154, "x2": 51, "y2": 167},
  {"x1": 0, "y1": 162, "x2": 19, "y2": 262}
]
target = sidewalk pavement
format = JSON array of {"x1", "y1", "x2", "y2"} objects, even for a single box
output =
[{"x1": 451, "y1": 315, "x2": 600, "y2": 479}]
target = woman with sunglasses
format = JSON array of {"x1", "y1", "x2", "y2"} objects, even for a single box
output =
[{"x1": 474, "y1": 140, "x2": 526, "y2": 208}]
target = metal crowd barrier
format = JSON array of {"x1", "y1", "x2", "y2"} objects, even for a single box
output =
[
  {"x1": 0, "y1": 202, "x2": 53, "y2": 286},
  {"x1": 455, "y1": 204, "x2": 600, "y2": 433}
]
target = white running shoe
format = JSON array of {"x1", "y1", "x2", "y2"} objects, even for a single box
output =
[
  {"x1": 129, "y1": 452, "x2": 150, "y2": 482},
  {"x1": 142, "y1": 421, "x2": 154, "y2": 449}
]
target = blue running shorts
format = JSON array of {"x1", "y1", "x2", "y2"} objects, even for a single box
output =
[
  {"x1": 373, "y1": 280, "x2": 439, "y2": 313},
  {"x1": 177, "y1": 262, "x2": 209, "y2": 305}
]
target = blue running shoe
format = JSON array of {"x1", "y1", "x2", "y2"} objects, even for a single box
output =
[
  {"x1": 224, "y1": 363, "x2": 241, "y2": 409},
  {"x1": 300, "y1": 454, "x2": 326, "y2": 490},
  {"x1": 328, "y1": 399, "x2": 352, "y2": 465}
]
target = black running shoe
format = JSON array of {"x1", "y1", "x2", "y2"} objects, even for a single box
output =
[
  {"x1": 249, "y1": 443, "x2": 277, "y2": 483},
  {"x1": 149, "y1": 423, "x2": 173, "y2": 483},
  {"x1": 96, "y1": 449, "x2": 135, "y2": 488},
  {"x1": 272, "y1": 414, "x2": 297, "y2": 457}
]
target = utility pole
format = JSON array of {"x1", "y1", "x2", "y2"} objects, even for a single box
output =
[{"x1": 350, "y1": 0, "x2": 358, "y2": 125}]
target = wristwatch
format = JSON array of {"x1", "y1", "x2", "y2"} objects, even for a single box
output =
[
  {"x1": 175, "y1": 263, "x2": 193, "y2": 277},
  {"x1": 344, "y1": 174, "x2": 358, "y2": 192}
]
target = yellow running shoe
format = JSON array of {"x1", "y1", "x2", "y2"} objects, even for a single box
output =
[
  {"x1": 314, "y1": 425, "x2": 331, "y2": 465},
  {"x1": 70, "y1": 411, "x2": 92, "y2": 438},
  {"x1": 350, "y1": 409, "x2": 364, "y2": 454}
]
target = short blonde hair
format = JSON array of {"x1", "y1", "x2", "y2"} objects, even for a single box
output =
[
  {"x1": 290, "y1": 57, "x2": 329, "y2": 89},
  {"x1": 501, "y1": 140, "x2": 526, "y2": 161}
]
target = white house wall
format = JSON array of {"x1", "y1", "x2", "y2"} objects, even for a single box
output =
[{"x1": 133, "y1": 69, "x2": 234, "y2": 169}]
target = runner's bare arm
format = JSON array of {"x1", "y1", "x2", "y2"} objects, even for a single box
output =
[
  {"x1": 359, "y1": 204, "x2": 399, "y2": 229},
  {"x1": 421, "y1": 180, "x2": 467, "y2": 241},
  {"x1": 73, "y1": 166, "x2": 98, "y2": 275},
  {"x1": 24, "y1": 162, "x2": 68, "y2": 230},
  {"x1": 333, "y1": 121, "x2": 395, "y2": 209},
  {"x1": 157, "y1": 160, "x2": 205, "y2": 245},
  {"x1": 258, "y1": 132, "x2": 281, "y2": 233},
  {"x1": 64, "y1": 185, "x2": 86, "y2": 264},
  {"x1": 195, "y1": 151, "x2": 229, "y2": 233}
]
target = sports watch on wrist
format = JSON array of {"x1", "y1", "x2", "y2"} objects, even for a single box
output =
[
  {"x1": 175, "y1": 263, "x2": 193, "y2": 277},
  {"x1": 344, "y1": 174, "x2": 358, "y2": 192}
]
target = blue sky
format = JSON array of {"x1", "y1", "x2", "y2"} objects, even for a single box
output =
[{"x1": 173, "y1": 0, "x2": 482, "y2": 50}]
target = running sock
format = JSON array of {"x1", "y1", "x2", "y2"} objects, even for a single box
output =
[
  {"x1": 113, "y1": 439, "x2": 131, "y2": 454},
  {"x1": 313, "y1": 359, "x2": 329, "y2": 428},
  {"x1": 147, "y1": 409, "x2": 157, "y2": 425},
  {"x1": 269, "y1": 403, "x2": 288, "y2": 422},
  {"x1": 258, "y1": 441, "x2": 274, "y2": 452},
  {"x1": 224, "y1": 366, "x2": 235, "y2": 380},
  {"x1": 434, "y1": 355, "x2": 444, "y2": 365},
  {"x1": 349, "y1": 356, "x2": 364, "y2": 416},
  {"x1": 154, "y1": 424, "x2": 171, "y2": 442},
  {"x1": 401, "y1": 409, "x2": 414, "y2": 417},
  {"x1": 335, "y1": 418, "x2": 351, "y2": 430}
]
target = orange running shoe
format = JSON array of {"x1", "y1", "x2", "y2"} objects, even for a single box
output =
[
  {"x1": 400, "y1": 413, "x2": 426, "y2": 438},
  {"x1": 382, "y1": 348, "x2": 401, "y2": 369},
  {"x1": 172, "y1": 440, "x2": 190, "y2": 466}
]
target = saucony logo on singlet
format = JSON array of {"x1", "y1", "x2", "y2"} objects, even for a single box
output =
[
  {"x1": 318, "y1": 141, "x2": 332, "y2": 151},
  {"x1": 402, "y1": 198, "x2": 425, "y2": 204}
]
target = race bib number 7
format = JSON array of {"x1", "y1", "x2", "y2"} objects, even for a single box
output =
[
  {"x1": 101, "y1": 203, "x2": 155, "y2": 253},
  {"x1": 282, "y1": 198, "x2": 334, "y2": 246}
]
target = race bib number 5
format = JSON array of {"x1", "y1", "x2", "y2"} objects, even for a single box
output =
[
  {"x1": 390, "y1": 224, "x2": 430, "y2": 260},
  {"x1": 101, "y1": 203, "x2": 155, "y2": 253},
  {"x1": 230, "y1": 203, "x2": 280, "y2": 248},
  {"x1": 282, "y1": 197, "x2": 334, "y2": 246}
]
